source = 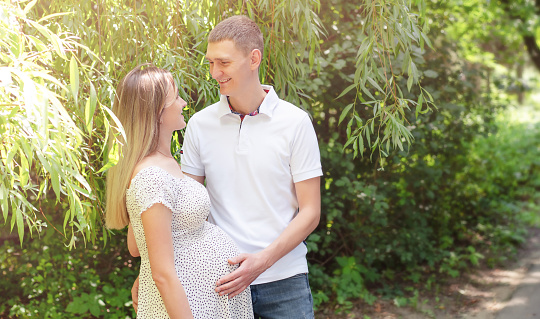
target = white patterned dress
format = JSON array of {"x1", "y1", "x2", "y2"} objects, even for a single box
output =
[{"x1": 126, "y1": 166, "x2": 253, "y2": 319}]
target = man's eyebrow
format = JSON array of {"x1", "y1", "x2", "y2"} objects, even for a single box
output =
[{"x1": 205, "y1": 57, "x2": 229, "y2": 61}]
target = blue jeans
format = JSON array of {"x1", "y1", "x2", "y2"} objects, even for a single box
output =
[{"x1": 250, "y1": 273, "x2": 314, "y2": 319}]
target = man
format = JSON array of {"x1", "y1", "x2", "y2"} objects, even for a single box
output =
[{"x1": 134, "y1": 15, "x2": 322, "y2": 318}]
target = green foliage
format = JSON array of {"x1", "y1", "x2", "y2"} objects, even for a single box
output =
[
  {"x1": 309, "y1": 96, "x2": 540, "y2": 311},
  {"x1": 0, "y1": 1, "x2": 112, "y2": 246},
  {"x1": 332, "y1": 0, "x2": 435, "y2": 163},
  {"x1": 1, "y1": 0, "x2": 325, "y2": 246},
  {"x1": 0, "y1": 227, "x2": 138, "y2": 318},
  {"x1": 443, "y1": 0, "x2": 536, "y2": 66},
  {"x1": 2, "y1": 0, "x2": 539, "y2": 316},
  {"x1": 304, "y1": 0, "x2": 540, "y2": 310}
]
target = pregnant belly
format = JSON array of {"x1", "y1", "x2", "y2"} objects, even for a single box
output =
[{"x1": 173, "y1": 223, "x2": 240, "y2": 283}]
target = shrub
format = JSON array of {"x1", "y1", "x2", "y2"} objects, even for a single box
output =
[{"x1": 0, "y1": 228, "x2": 139, "y2": 318}]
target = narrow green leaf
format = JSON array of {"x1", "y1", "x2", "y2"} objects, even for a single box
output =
[
  {"x1": 358, "y1": 136, "x2": 364, "y2": 157},
  {"x1": 63, "y1": 206, "x2": 70, "y2": 232},
  {"x1": 6, "y1": 143, "x2": 20, "y2": 166},
  {"x1": 354, "y1": 114, "x2": 363, "y2": 126},
  {"x1": 421, "y1": 32, "x2": 433, "y2": 50},
  {"x1": 396, "y1": 136, "x2": 404, "y2": 151},
  {"x1": 34, "y1": 71, "x2": 69, "y2": 92},
  {"x1": 423, "y1": 88, "x2": 434, "y2": 102},
  {"x1": 70, "y1": 56, "x2": 79, "y2": 103},
  {"x1": 101, "y1": 116, "x2": 111, "y2": 158},
  {"x1": 10, "y1": 202, "x2": 17, "y2": 232},
  {"x1": 45, "y1": 86, "x2": 82, "y2": 135},
  {"x1": 309, "y1": 42, "x2": 315, "y2": 71},
  {"x1": 344, "y1": 136, "x2": 356, "y2": 149},
  {"x1": 367, "y1": 76, "x2": 385, "y2": 94},
  {"x1": 102, "y1": 226, "x2": 108, "y2": 246},
  {"x1": 37, "y1": 12, "x2": 71, "y2": 23},
  {"x1": 0, "y1": 185, "x2": 8, "y2": 222},
  {"x1": 337, "y1": 83, "x2": 357, "y2": 100},
  {"x1": 360, "y1": 85, "x2": 375, "y2": 100},
  {"x1": 339, "y1": 103, "x2": 354, "y2": 125},
  {"x1": 73, "y1": 172, "x2": 91, "y2": 193},
  {"x1": 352, "y1": 135, "x2": 358, "y2": 157},
  {"x1": 50, "y1": 169, "x2": 61, "y2": 200},
  {"x1": 410, "y1": 61, "x2": 418, "y2": 82},
  {"x1": 346, "y1": 117, "x2": 353, "y2": 139},
  {"x1": 36, "y1": 150, "x2": 60, "y2": 199},
  {"x1": 27, "y1": 20, "x2": 52, "y2": 43},
  {"x1": 26, "y1": 215, "x2": 33, "y2": 237},
  {"x1": 415, "y1": 94, "x2": 424, "y2": 119},
  {"x1": 41, "y1": 97, "x2": 49, "y2": 144},
  {"x1": 35, "y1": 150, "x2": 52, "y2": 173},
  {"x1": 19, "y1": 150, "x2": 29, "y2": 188},
  {"x1": 17, "y1": 209, "x2": 24, "y2": 245},
  {"x1": 101, "y1": 105, "x2": 127, "y2": 143},
  {"x1": 372, "y1": 136, "x2": 379, "y2": 151},
  {"x1": 36, "y1": 180, "x2": 47, "y2": 201},
  {"x1": 28, "y1": 21, "x2": 66, "y2": 59},
  {"x1": 23, "y1": 0, "x2": 38, "y2": 15},
  {"x1": 366, "y1": 125, "x2": 372, "y2": 147},
  {"x1": 354, "y1": 67, "x2": 362, "y2": 85},
  {"x1": 85, "y1": 100, "x2": 94, "y2": 133},
  {"x1": 356, "y1": 37, "x2": 371, "y2": 60}
]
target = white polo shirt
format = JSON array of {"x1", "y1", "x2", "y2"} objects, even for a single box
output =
[{"x1": 181, "y1": 85, "x2": 322, "y2": 285}]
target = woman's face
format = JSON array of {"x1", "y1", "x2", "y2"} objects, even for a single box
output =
[{"x1": 160, "y1": 85, "x2": 187, "y2": 131}]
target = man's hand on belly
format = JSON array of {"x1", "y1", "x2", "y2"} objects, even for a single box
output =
[{"x1": 215, "y1": 252, "x2": 270, "y2": 298}]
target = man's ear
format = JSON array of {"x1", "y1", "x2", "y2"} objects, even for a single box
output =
[{"x1": 250, "y1": 49, "x2": 262, "y2": 70}]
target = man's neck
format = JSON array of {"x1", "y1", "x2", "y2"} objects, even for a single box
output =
[{"x1": 228, "y1": 84, "x2": 267, "y2": 115}]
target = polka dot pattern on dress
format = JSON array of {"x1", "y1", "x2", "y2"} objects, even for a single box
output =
[{"x1": 126, "y1": 166, "x2": 253, "y2": 319}]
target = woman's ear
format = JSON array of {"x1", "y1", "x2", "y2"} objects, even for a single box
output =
[{"x1": 250, "y1": 49, "x2": 262, "y2": 70}]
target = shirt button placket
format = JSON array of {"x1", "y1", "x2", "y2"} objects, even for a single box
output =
[{"x1": 237, "y1": 116, "x2": 249, "y2": 153}]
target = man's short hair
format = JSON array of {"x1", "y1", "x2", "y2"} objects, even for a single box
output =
[{"x1": 208, "y1": 15, "x2": 264, "y2": 56}]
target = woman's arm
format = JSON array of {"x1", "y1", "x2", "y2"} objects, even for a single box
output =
[
  {"x1": 127, "y1": 223, "x2": 140, "y2": 257},
  {"x1": 142, "y1": 203, "x2": 193, "y2": 318}
]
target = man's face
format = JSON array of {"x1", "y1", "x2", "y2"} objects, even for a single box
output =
[{"x1": 205, "y1": 40, "x2": 252, "y2": 97}]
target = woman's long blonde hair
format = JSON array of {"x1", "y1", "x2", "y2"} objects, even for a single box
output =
[{"x1": 105, "y1": 64, "x2": 177, "y2": 229}]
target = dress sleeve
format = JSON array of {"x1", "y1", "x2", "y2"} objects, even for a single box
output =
[
  {"x1": 290, "y1": 114, "x2": 323, "y2": 183},
  {"x1": 130, "y1": 169, "x2": 175, "y2": 214}
]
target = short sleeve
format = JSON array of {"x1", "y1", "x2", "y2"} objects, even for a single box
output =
[
  {"x1": 290, "y1": 114, "x2": 323, "y2": 183},
  {"x1": 181, "y1": 119, "x2": 205, "y2": 177},
  {"x1": 129, "y1": 168, "x2": 176, "y2": 214}
]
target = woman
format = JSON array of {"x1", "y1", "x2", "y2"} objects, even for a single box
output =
[{"x1": 105, "y1": 64, "x2": 253, "y2": 318}]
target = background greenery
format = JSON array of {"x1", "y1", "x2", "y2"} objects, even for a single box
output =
[{"x1": 1, "y1": 0, "x2": 539, "y2": 318}]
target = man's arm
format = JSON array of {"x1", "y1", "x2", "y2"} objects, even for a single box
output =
[
  {"x1": 131, "y1": 276, "x2": 139, "y2": 313},
  {"x1": 215, "y1": 176, "x2": 321, "y2": 298},
  {"x1": 183, "y1": 172, "x2": 205, "y2": 185},
  {"x1": 127, "y1": 223, "x2": 140, "y2": 257}
]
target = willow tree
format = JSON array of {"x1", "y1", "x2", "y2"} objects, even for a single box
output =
[{"x1": 1, "y1": 0, "x2": 432, "y2": 246}]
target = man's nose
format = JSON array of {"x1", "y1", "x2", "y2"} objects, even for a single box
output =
[{"x1": 210, "y1": 65, "x2": 222, "y2": 79}]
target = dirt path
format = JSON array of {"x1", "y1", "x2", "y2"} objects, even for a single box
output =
[{"x1": 316, "y1": 228, "x2": 540, "y2": 319}]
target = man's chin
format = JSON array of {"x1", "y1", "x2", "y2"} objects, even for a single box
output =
[{"x1": 218, "y1": 87, "x2": 228, "y2": 95}]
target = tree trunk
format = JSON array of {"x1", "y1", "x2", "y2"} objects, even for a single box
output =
[{"x1": 523, "y1": 35, "x2": 540, "y2": 71}]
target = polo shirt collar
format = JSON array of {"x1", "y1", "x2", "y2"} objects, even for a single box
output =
[{"x1": 217, "y1": 85, "x2": 279, "y2": 118}]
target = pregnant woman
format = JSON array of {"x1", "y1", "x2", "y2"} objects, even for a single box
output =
[{"x1": 105, "y1": 64, "x2": 253, "y2": 318}]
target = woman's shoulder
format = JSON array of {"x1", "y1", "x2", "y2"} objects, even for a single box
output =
[
  {"x1": 129, "y1": 155, "x2": 184, "y2": 188},
  {"x1": 132, "y1": 155, "x2": 162, "y2": 178},
  {"x1": 134, "y1": 153, "x2": 182, "y2": 175}
]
